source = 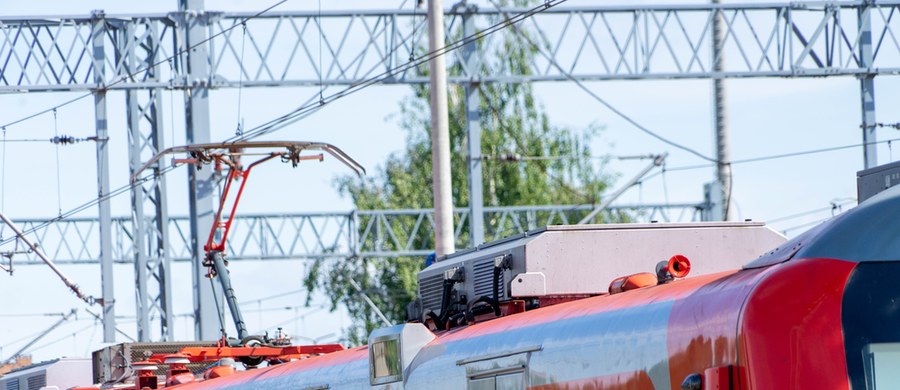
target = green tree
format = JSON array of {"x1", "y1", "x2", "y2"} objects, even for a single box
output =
[{"x1": 304, "y1": 15, "x2": 622, "y2": 344}]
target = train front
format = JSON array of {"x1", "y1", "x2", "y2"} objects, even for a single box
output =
[{"x1": 735, "y1": 184, "x2": 900, "y2": 389}]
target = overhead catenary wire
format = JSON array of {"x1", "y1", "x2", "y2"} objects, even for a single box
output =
[
  {"x1": 646, "y1": 136, "x2": 900, "y2": 176},
  {"x1": 229, "y1": 0, "x2": 570, "y2": 142},
  {"x1": 484, "y1": 0, "x2": 716, "y2": 164},
  {"x1": 1, "y1": 1, "x2": 568, "y2": 246},
  {"x1": 83, "y1": 308, "x2": 136, "y2": 342},
  {"x1": 0, "y1": 312, "x2": 68, "y2": 318},
  {"x1": 259, "y1": 304, "x2": 327, "y2": 333},
  {"x1": 236, "y1": 21, "x2": 248, "y2": 137},
  {"x1": 241, "y1": 306, "x2": 311, "y2": 314},
  {"x1": 661, "y1": 163, "x2": 671, "y2": 207},
  {"x1": 517, "y1": 134, "x2": 885, "y2": 215},
  {"x1": 780, "y1": 216, "x2": 834, "y2": 235},
  {"x1": 3, "y1": 1, "x2": 875, "y2": 250},
  {"x1": 766, "y1": 198, "x2": 857, "y2": 224},
  {"x1": 238, "y1": 288, "x2": 306, "y2": 305},
  {"x1": 318, "y1": 0, "x2": 324, "y2": 104},
  {"x1": 1, "y1": 126, "x2": 5, "y2": 212},
  {"x1": 170, "y1": 59, "x2": 177, "y2": 144},
  {"x1": 408, "y1": 0, "x2": 423, "y2": 62},
  {"x1": 0, "y1": 0, "x2": 289, "y2": 131},
  {"x1": 83, "y1": 318, "x2": 99, "y2": 356},
  {"x1": 26, "y1": 322, "x2": 97, "y2": 355},
  {"x1": 0, "y1": 323, "x2": 71, "y2": 350},
  {"x1": 474, "y1": 83, "x2": 597, "y2": 204},
  {"x1": 1, "y1": 308, "x2": 77, "y2": 364},
  {"x1": 1, "y1": 130, "x2": 887, "y2": 250},
  {"x1": 53, "y1": 109, "x2": 62, "y2": 216},
  {"x1": 494, "y1": 133, "x2": 879, "y2": 210},
  {"x1": 485, "y1": 153, "x2": 667, "y2": 162},
  {"x1": 237, "y1": 0, "x2": 428, "y2": 138},
  {"x1": 0, "y1": 94, "x2": 92, "y2": 131},
  {"x1": 0, "y1": 163, "x2": 179, "y2": 247},
  {"x1": 0, "y1": 135, "x2": 101, "y2": 144}
]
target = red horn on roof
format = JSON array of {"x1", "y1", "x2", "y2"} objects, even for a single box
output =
[{"x1": 667, "y1": 254, "x2": 691, "y2": 279}]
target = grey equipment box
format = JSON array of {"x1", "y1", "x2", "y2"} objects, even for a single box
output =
[{"x1": 857, "y1": 160, "x2": 900, "y2": 202}]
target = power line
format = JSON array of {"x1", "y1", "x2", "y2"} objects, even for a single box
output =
[
  {"x1": 485, "y1": 153, "x2": 665, "y2": 162},
  {"x1": 0, "y1": 130, "x2": 885, "y2": 249},
  {"x1": 0, "y1": 136, "x2": 102, "y2": 144},
  {"x1": 767, "y1": 199, "x2": 856, "y2": 224},
  {"x1": 780, "y1": 216, "x2": 834, "y2": 235},
  {"x1": 655, "y1": 137, "x2": 900, "y2": 174},
  {"x1": 0, "y1": 1, "x2": 567, "y2": 245},
  {"x1": 484, "y1": 0, "x2": 716, "y2": 164},
  {"x1": 1, "y1": 126, "x2": 5, "y2": 212},
  {"x1": 0, "y1": 312, "x2": 68, "y2": 318},
  {"x1": 0, "y1": 163, "x2": 179, "y2": 247},
  {"x1": 476, "y1": 83, "x2": 597, "y2": 205},
  {"x1": 26, "y1": 323, "x2": 97, "y2": 355},
  {"x1": 242, "y1": 306, "x2": 309, "y2": 314},
  {"x1": 496, "y1": 136, "x2": 900, "y2": 183},
  {"x1": 730, "y1": 139, "x2": 896, "y2": 165},
  {"x1": 260, "y1": 304, "x2": 328, "y2": 332},
  {"x1": 239, "y1": 288, "x2": 305, "y2": 305},
  {"x1": 0, "y1": 318, "x2": 94, "y2": 352},
  {"x1": 231, "y1": 0, "x2": 570, "y2": 142},
  {"x1": 53, "y1": 109, "x2": 62, "y2": 216},
  {"x1": 83, "y1": 308, "x2": 136, "y2": 342},
  {"x1": 0, "y1": 0, "x2": 289, "y2": 131},
  {"x1": 0, "y1": 94, "x2": 91, "y2": 130}
]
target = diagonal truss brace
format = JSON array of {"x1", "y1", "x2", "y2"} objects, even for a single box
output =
[{"x1": 3, "y1": 2, "x2": 900, "y2": 92}]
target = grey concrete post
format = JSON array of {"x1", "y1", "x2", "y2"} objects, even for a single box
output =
[{"x1": 463, "y1": 6, "x2": 485, "y2": 247}]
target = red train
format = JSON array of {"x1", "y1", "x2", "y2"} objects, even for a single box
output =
[{"x1": 82, "y1": 184, "x2": 900, "y2": 389}]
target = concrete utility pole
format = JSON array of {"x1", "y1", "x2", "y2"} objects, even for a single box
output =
[
  {"x1": 712, "y1": 0, "x2": 731, "y2": 220},
  {"x1": 428, "y1": 0, "x2": 455, "y2": 256},
  {"x1": 462, "y1": 6, "x2": 485, "y2": 247}
]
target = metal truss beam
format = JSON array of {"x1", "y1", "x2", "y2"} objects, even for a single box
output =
[
  {"x1": 91, "y1": 10, "x2": 116, "y2": 343},
  {"x1": 2, "y1": 203, "x2": 705, "y2": 265},
  {"x1": 4, "y1": 2, "x2": 900, "y2": 92},
  {"x1": 119, "y1": 19, "x2": 174, "y2": 342}
]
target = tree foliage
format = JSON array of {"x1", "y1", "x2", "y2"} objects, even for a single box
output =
[{"x1": 304, "y1": 13, "x2": 620, "y2": 344}]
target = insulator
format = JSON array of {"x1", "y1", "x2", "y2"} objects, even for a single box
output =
[
  {"x1": 499, "y1": 153, "x2": 520, "y2": 162},
  {"x1": 50, "y1": 135, "x2": 78, "y2": 145}
]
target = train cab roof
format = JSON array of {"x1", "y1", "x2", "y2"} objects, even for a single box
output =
[{"x1": 746, "y1": 183, "x2": 900, "y2": 269}]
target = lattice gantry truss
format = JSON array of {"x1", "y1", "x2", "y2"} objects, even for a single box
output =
[{"x1": 1, "y1": 1, "x2": 898, "y2": 342}]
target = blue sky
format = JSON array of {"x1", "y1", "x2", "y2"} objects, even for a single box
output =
[{"x1": 0, "y1": 0, "x2": 891, "y2": 364}]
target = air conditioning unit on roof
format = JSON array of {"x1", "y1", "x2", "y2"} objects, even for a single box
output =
[{"x1": 415, "y1": 222, "x2": 786, "y2": 320}]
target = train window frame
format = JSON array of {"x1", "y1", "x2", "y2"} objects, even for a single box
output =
[
  {"x1": 863, "y1": 342, "x2": 900, "y2": 388},
  {"x1": 369, "y1": 334, "x2": 403, "y2": 385}
]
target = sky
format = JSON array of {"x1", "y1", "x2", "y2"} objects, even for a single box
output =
[{"x1": 0, "y1": 0, "x2": 893, "y2": 366}]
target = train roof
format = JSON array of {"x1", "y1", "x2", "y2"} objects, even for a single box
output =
[
  {"x1": 746, "y1": 183, "x2": 900, "y2": 268},
  {"x1": 172, "y1": 266, "x2": 764, "y2": 389}
]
